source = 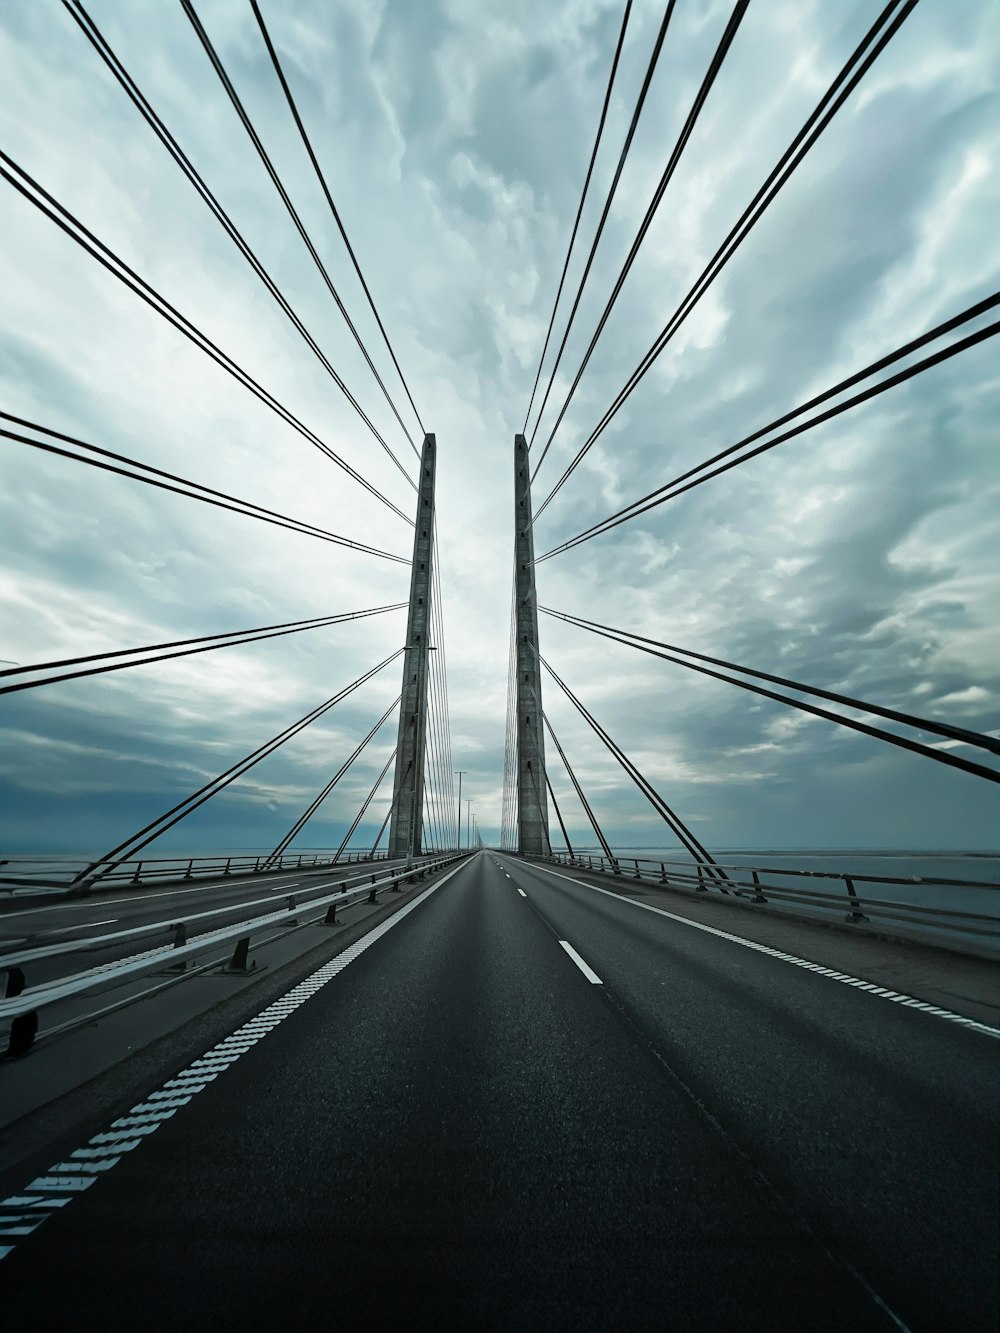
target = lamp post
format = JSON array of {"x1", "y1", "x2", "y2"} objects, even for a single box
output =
[
  {"x1": 454, "y1": 770, "x2": 466, "y2": 850},
  {"x1": 466, "y1": 799, "x2": 473, "y2": 852}
]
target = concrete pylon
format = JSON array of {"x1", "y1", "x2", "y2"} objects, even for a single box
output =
[
  {"x1": 514, "y1": 433, "x2": 551, "y2": 855},
  {"x1": 389, "y1": 434, "x2": 436, "y2": 859}
]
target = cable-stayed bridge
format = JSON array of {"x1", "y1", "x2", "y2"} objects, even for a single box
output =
[{"x1": 1, "y1": 3, "x2": 998, "y2": 1328}]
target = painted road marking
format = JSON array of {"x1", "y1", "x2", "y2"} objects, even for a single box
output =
[
  {"x1": 42, "y1": 919, "x2": 118, "y2": 935},
  {"x1": 0, "y1": 864, "x2": 410, "y2": 919},
  {"x1": 514, "y1": 860, "x2": 1000, "y2": 1040},
  {"x1": 559, "y1": 940, "x2": 603, "y2": 985},
  {"x1": 0, "y1": 857, "x2": 471, "y2": 1262},
  {"x1": 516, "y1": 888, "x2": 527, "y2": 898}
]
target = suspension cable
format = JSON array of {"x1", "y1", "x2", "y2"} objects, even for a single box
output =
[
  {"x1": 541, "y1": 712, "x2": 614, "y2": 863},
  {"x1": 522, "y1": 1, "x2": 632, "y2": 438},
  {"x1": 544, "y1": 769, "x2": 574, "y2": 856},
  {"x1": 528, "y1": 2, "x2": 677, "y2": 453},
  {"x1": 1, "y1": 602, "x2": 406, "y2": 697},
  {"x1": 1, "y1": 413, "x2": 409, "y2": 564},
  {"x1": 531, "y1": 0, "x2": 749, "y2": 480},
  {"x1": 0, "y1": 153, "x2": 413, "y2": 523},
  {"x1": 335, "y1": 747, "x2": 398, "y2": 863},
  {"x1": 531, "y1": 0, "x2": 919, "y2": 524},
  {"x1": 182, "y1": 0, "x2": 417, "y2": 459},
  {"x1": 371, "y1": 769, "x2": 407, "y2": 857},
  {"x1": 539, "y1": 610, "x2": 1000, "y2": 785},
  {"x1": 267, "y1": 696, "x2": 401, "y2": 862},
  {"x1": 250, "y1": 0, "x2": 425, "y2": 450},
  {"x1": 61, "y1": 0, "x2": 415, "y2": 489},
  {"x1": 535, "y1": 649, "x2": 728, "y2": 878},
  {"x1": 541, "y1": 608, "x2": 1000, "y2": 757},
  {"x1": 536, "y1": 304, "x2": 1000, "y2": 560},
  {"x1": 74, "y1": 648, "x2": 404, "y2": 883}
]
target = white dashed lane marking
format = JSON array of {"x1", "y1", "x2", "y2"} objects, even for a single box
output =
[
  {"x1": 511, "y1": 861, "x2": 1000, "y2": 1040},
  {"x1": 0, "y1": 859, "x2": 470, "y2": 1262},
  {"x1": 559, "y1": 940, "x2": 603, "y2": 985}
]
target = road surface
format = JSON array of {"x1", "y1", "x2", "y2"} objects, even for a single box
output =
[{"x1": 1, "y1": 850, "x2": 996, "y2": 1330}]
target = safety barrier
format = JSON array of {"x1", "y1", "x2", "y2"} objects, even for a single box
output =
[
  {"x1": 0, "y1": 848, "x2": 400, "y2": 896},
  {"x1": 537, "y1": 851, "x2": 998, "y2": 950},
  {"x1": 0, "y1": 853, "x2": 468, "y2": 1055}
]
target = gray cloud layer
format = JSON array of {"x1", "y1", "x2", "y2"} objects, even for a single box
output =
[{"x1": 1, "y1": 0, "x2": 997, "y2": 858}]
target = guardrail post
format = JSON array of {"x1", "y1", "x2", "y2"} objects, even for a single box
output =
[
  {"x1": 131, "y1": 862, "x2": 143, "y2": 884},
  {"x1": 612, "y1": 858, "x2": 621, "y2": 876},
  {"x1": 183, "y1": 859, "x2": 194, "y2": 880},
  {"x1": 844, "y1": 876, "x2": 868, "y2": 923},
  {"x1": 223, "y1": 937, "x2": 255, "y2": 973},
  {"x1": 750, "y1": 870, "x2": 767, "y2": 904},
  {"x1": 166, "y1": 922, "x2": 188, "y2": 971},
  {"x1": 633, "y1": 859, "x2": 641, "y2": 879},
  {"x1": 223, "y1": 857, "x2": 231, "y2": 876},
  {"x1": 6, "y1": 961, "x2": 37, "y2": 1055},
  {"x1": 697, "y1": 865, "x2": 708, "y2": 892},
  {"x1": 322, "y1": 901, "x2": 339, "y2": 925},
  {"x1": 368, "y1": 883, "x2": 379, "y2": 903},
  {"x1": 660, "y1": 863, "x2": 668, "y2": 884}
]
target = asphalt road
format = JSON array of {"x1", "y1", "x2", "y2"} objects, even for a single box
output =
[
  {"x1": 1, "y1": 850, "x2": 996, "y2": 1330},
  {"x1": 0, "y1": 855, "x2": 414, "y2": 987}
]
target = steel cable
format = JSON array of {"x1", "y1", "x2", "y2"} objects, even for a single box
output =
[
  {"x1": 538, "y1": 610, "x2": 1000, "y2": 785},
  {"x1": 250, "y1": 0, "x2": 426, "y2": 450},
  {"x1": 1, "y1": 413, "x2": 408, "y2": 563},
  {"x1": 522, "y1": 1, "x2": 632, "y2": 438},
  {"x1": 532, "y1": 0, "x2": 920, "y2": 524},
  {"x1": 1, "y1": 602, "x2": 406, "y2": 696},
  {"x1": 535, "y1": 295, "x2": 1000, "y2": 560},
  {"x1": 182, "y1": 0, "x2": 417, "y2": 461},
  {"x1": 62, "y1": 0, "x2": 415, "y2": 490},
  {"x1": 531, "y1": 0, "x2": 749, "y2": 481}
]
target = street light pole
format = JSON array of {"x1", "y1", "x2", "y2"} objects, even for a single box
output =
[
  {"x1": 454, "y1": 771, "x2": 466, "y2": 850},
  {"x1": 466, "y1": 799, "x2": 473, "y2": 851}
]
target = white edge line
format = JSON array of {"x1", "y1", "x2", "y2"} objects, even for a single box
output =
[
  {"x1": 0, "y1": 857, "x2": 472, "y2": 1260},
  {"x1": 510, "y1": 860, "x2": 1000, "y2": 1040},
  {"x1": 559, "y1": 939, "x2": 603, "y2": 985}
]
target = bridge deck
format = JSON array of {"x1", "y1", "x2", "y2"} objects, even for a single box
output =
[{"x1": 1, "y1": 851, "x2": 996, "y2": 1330}]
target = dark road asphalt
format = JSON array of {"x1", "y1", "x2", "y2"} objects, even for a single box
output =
[
  {"x1": 1, "y1": 851, "x2": 996, "y2": 1330},
  {"x1": 0, "y1": 856, "x2": 413, "y2": 987}
]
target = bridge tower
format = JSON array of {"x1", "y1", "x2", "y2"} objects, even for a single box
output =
[
  {"x1": 389, "y1": 433, "x2": 436, "y2": 858},
  {"x1": 514, "y1": 433, "x2": 551, "y2": 855}
]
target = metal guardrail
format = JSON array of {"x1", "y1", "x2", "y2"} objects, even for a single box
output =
[
  {"x1": 537, "y1": 851, "x2": 999, "y2": 947},
  {"x1": 0, "y1": 853, "x2": 468, "y2": 1055},
  {"x1": 0, "y1": 848, "x2": 400, "y2": 895}
]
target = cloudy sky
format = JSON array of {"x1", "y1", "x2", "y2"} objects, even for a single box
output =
[{"x1": 1, "y1": 0, "x2": 997, "y2": 860}]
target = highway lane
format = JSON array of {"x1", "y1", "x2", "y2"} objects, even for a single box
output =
[
  {"x1": 494, "y1": 853, "x2": 999, "y2": 1332},
  {"x1": 0, "y1": 856, "x2": 415, "y2": 987},
  {"x1": 0, "y1": 850, "x2": 994, "y2": 1330}
]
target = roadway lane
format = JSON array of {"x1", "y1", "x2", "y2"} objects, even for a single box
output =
[
  {"x1": 0, "y1": 851, "x2": 984, "y2": 1329},
  {"x1": 0, "y1": 857, "x2": 414, "y2": 987},
  {"x1": 496, "y1": 853, "x2": 999, "y2": 1333}
]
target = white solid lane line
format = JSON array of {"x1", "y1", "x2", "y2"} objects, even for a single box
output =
[
  {"x1": 42, "y1": 919, "x2": 118, "y2": 936},
  {"x1": 516, "y1": 888, "x2": 527, "y2": 898},
  {"x1": 559, "y1": 940, "x2": 603, "y2": 985},
  {"x1": 0, "y1": 856, "x2": 473, "y2": 1262},
  {"x1": 511, "y1": 860, "x2": 999, "y2": 1040}
]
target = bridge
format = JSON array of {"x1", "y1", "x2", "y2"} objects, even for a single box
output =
[{"x1": 1, "y1": 2, "x2": 998, "y2": 1329}]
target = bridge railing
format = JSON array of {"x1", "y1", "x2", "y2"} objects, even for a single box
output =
[
  {"x1": 0, "y1": 848, "x2": 407, "y2": 896},
  {"x1": 0, "y1": 852, "x2": 470, "y2": 1055},
  {"x1": 539, "y1": 851, "x2": 999, "y2": 952}
]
